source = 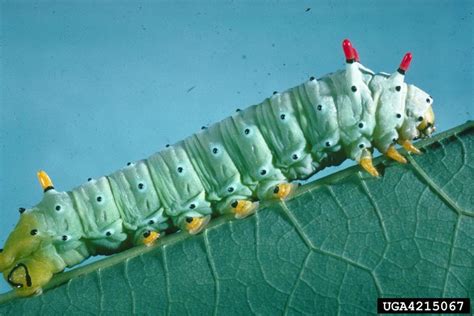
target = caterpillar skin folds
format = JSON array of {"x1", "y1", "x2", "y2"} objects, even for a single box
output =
[{"x1": 0, "y1": 39, "x2": 435, "y2": 296}]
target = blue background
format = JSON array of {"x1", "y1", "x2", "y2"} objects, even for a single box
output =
[{"x1": 0, "y1": 0, "x2": 472, "y2": 294}]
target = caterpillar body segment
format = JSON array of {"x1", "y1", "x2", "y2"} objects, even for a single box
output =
[
  {"x1": 182, "y1": 128, "x2": 254, "y2": 214},
  {"x1": 35, "y1": 190, "x2": 87, "y2": 266},
  {"x1": 327, "y1": 69, "x2": 376, "y2": 161},
  {"x1": 108, "y1": 161, "x2": 164, "y2": 229},
  {"x1": 71, "y1": 177, "x2": 127, "y2": 251},
  {"x1": 217, "y1": 115, "x2": 287, "y2": 200},
  {"x1": 370, "y1": 71, "x2": 407, "y2": 151},
  {"x1": 146, "y1": 146, "x2": 212, "y2": 230},
  {"x1": 296, "y1": 78, "x2": 341, "y2": 164},
  {"x1": 0, "y1": 39, "x2": 436, "y2": 297},
  {"x1": 251, "y1": 92, "x2": 315, "y2": 180},
  {"x1": 108, "y1": 161, "x2": 169, "y2": 245}
]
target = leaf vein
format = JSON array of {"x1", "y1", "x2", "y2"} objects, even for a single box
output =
[
  {"x1": 203, "y1": 230, "x2": 220, "y2": 316},
  {"x1": 161, "y1": 246, "x2": 172, "y2": 316},
  {"x1": 407, "y1": 156, "x2": 469, "y2": 217},
  {"x1": 282, "y1": 251, "x2": 312, "y2": 316},
  {"x1": 442, "y1": 216, "x2": 461, "y2": 297}
]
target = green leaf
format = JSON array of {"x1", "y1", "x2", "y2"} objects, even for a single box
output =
[{"x1": 1, "y1": 121, "x2": 473, "y2": 315}]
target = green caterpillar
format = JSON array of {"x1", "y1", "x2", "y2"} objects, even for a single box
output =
[{"x1": 0, "y1": 39, "x2": 435, "y2": 296}]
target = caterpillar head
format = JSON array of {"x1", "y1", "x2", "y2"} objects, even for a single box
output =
[
  {"x1": 401, "y1": 84, "x2": 435, "y2": 140},
  {"x1": 0, "y1": 171, "x2": 66, "y2": 296}
]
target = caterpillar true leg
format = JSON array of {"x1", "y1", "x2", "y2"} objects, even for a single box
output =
[
  {"x1": 385, "y1": 145, "x2": 407, "y2": 164},
  {"x1": 359, "y1": 149, "x2": 379, "y2": 177},
  {"x1": 399, "y1": 139, "x2": 422, "y2": 155}
]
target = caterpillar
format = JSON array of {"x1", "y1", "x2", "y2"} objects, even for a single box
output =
[{"x1": 0, "y1": 39, "x2": 435, "y2": 297}]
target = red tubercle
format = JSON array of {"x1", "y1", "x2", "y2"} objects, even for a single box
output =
[
  {"x1": 399, "y1": 52, "x2": 412, "y2": 71},
  {"x1": 342, "y1": 39, "x2": 355, "y2": 60}
]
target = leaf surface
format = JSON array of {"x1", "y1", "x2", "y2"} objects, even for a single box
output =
[{"x1": 0, "y1": 121, "x2": 473, "y2": 315}]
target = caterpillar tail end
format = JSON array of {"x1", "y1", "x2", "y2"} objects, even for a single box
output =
[
  {"x1": 232, "y1": 200, "x2": 259, "y2": 219},
  {"x1": 7, "y1": 257, "x2": 55, "y2": 297},
  {"x1": 399, "y1": 139, "x2": 422, "y2": 155},
  {"x1": 385, "y1": 145, "x2": 407, "y2": 164},
  {"x1": 359, "y1": 150, "x2": 380, "y2": 177},
  {"x1": 186, "y1": 215, "x2": 210, "y2": 235}
]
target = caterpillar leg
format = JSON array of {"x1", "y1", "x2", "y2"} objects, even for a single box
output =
[
  {"x1": 398, "y1": 139, "x2": 421, "y2": 155},
  {"x1": 272, "y1": 182, "x2": 298, "y2": 200},
  {"x1": 185, "y1": 215, "x2": 211, "y2": 235},
  {"x1": 231, "y1": 200, "x2": 259, "y2": 219},
  {"x1": 134, "y1": 228, "x2": 160, "y2": 247},
  {"x1": 142, "y1": 230, "x2": 160, "y2": 247},
  {"x1": 359, "y1": 149, "x2": 380, "y2": 177},
  {"x1": 385, "y1": 145, "x2": 407, "y2": 164}
]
